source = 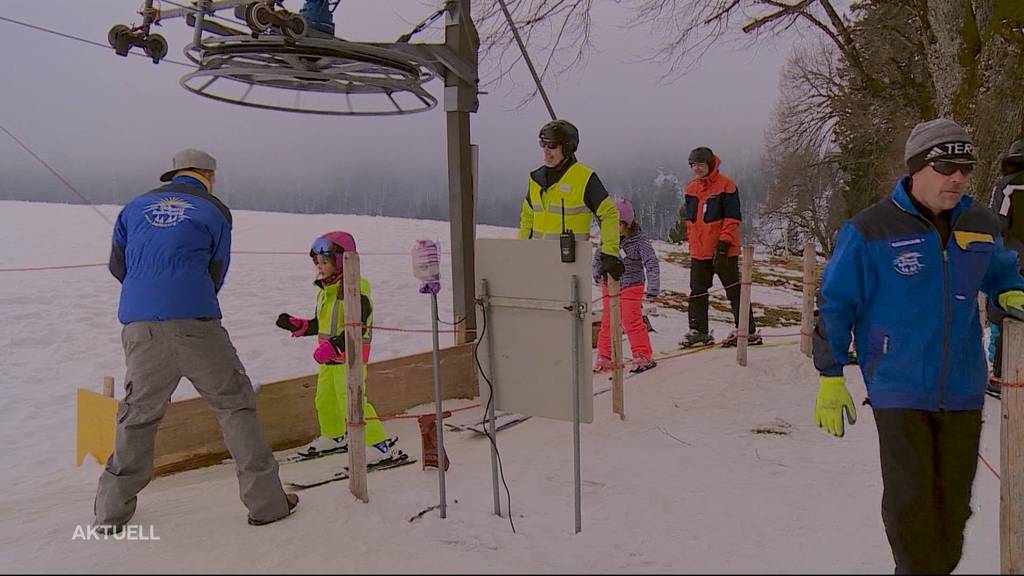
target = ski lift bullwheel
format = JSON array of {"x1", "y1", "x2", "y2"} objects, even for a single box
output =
[{"x1": 180, "y1": 36, "x2": 437, "y2": 115}]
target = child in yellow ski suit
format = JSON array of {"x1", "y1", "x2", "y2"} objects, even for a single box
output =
[{"x1": 276, "y1": 231, "x2": 394, "y2": 462}]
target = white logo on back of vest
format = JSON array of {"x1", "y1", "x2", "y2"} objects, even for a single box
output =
[
  {"x1": 559, "y1": 184, "x2": 571, "y2": 193},
  {"x1": 143, "y1": 196, "x2": 195, "y2": 228}
]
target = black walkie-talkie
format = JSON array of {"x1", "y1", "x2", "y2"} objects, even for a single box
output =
[{"x1": 560, "y1": 199, "x2": 575, "y2": 263}]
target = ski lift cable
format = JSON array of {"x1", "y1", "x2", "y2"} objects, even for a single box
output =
[
  {"x1": 0, "y1": 123, "x2": 113, "y2": 226},
  {"x1": 396, "y1": 3, "x2": 449, "y2": 43},
  {"x1": 493, "y1": 0, "x2": 557, "y2": 120},
  {"x1": 0, "y1": 14, "x2": 195, "y2": 68}
]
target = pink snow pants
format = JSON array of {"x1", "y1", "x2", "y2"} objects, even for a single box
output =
[{"x1": 597, "y1": 284, "x2": 652, "y2": 361}]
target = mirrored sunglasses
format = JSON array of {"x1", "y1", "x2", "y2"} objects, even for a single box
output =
[
  {"x1": 539, "y1": 140, "x2": 560, "y2": 150},
  {"x1": 930, "y1": 160, "x2": 974, "y2": 177}
]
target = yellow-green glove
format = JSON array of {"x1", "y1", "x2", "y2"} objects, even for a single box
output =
[
  {"x1": 1000, "y1": 290, "x2": 1024, "y2": 317},
  {"x1": 815, "y1": 376, "x2": 857, "y2": 438}
]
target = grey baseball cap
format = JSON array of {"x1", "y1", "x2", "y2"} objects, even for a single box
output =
[
  {"x1": 159, "y1": 148, "x2": 217, "y2": 182},
  {"x1": 905, "y1": 118, "x2": 975, "y2": 174}
]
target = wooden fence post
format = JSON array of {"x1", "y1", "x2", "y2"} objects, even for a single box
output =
[
  {"x1": 1001, "y1": 317, "x2": 1024, "y2": 573},
  {"x1": 736, "y1": 245, "x2": 754, "y2": 367},
  {"x1": 344, "y1": 252, "x2": 368, "y2": 503},
  {"x1": 800, "y1": 242, "x2": 816, "y2": 357},
  {"x1": 609, "y1": 277, "x2": 624, "y2": 419}
]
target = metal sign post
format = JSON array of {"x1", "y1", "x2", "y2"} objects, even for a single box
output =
[
  {"x1": 429, "y1": 291, "x2": 447, "y2": 518},
  {"x1": 570, "y1": 275, "x2": 583, "y2": 534},
  {"x1": 412, "y1": 239, "x2": 447, "y2": 518}
]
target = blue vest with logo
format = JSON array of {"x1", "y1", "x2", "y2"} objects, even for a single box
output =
[{"x1": 110, "y1": 176, "x2": 233, "y2": 324}]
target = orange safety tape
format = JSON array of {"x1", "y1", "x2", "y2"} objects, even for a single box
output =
[
  {"x1": 989, "y1": 376, "x2": 1024, "y2": 389},
  {"x1": 346, "y1": 403, "x2": 481, "y2": 422},
  {"x1": 594, "y1": 281, "x2": 741, "y2": 305},
  {"x1": 233, "y1": 250, "x2": 453, "y2": 256},
  {"x1": 979, "y1": 451, "x2": 1000, "y2": 480},
  {"x1": 369, "y1": 324, "x2": 478, "y2": 334},
  {"x1": 0, "y1": 262, "x2": 106, "y2": 272},
  {"x1": 0, "y1": 251, "x2": 455, "y2": 271},
  {"x1": 373, "y1": 403, "x2": 481, "y2": 421}
]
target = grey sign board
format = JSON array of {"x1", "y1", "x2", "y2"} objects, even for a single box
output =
[{"x1": 475, "y1": 238, "x2": 594, "y2": 423}]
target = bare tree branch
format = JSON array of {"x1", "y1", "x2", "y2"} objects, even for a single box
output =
[{"x1": 742, "y1": 0, "x2": 818, "y2": 34}]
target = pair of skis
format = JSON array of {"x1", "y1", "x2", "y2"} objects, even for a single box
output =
[
  {"x1": 444, "y1": 412, "x2": 532, "y2": 435},
  {"x1": 277, "y1": 437, "x2": 417, "y2": 490},
  {"x1": 276, "y1": 436, "x2": 400, "y2": 465},
  {"x1": 445, "y1": 380, "x2": 627, "y2": 434},
  {"x1": 286, "y1": 455, "x2": 416, "y2": 489}
]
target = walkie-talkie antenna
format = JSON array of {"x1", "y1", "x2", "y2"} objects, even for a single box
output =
[{"x1": 561, "y1": 199, "x2": 567, "y2": 233}]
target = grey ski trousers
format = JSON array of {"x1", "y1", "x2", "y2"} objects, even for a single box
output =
[{"x1": 94, "y1": 319, "x2": 289, "y2": 525}]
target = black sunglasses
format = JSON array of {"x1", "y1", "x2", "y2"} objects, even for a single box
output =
[
  {"x1": 930, "y1": 160, "x2": 974, "y2": 177},
  {"x1": 539, "y1": 140, "x2": 560, "y2": 150}
]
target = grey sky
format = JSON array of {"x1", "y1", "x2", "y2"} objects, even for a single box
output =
[{"x1": 0, "y1": 0, "x2": 790, "y2": 206}]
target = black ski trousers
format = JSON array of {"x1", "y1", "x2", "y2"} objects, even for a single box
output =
[
  {"x1": 873, "y1": 408, "x2": 982, "y2": 574},
  {"x1": 687, "y1": 256, "x2": 754, "y2": 336}
]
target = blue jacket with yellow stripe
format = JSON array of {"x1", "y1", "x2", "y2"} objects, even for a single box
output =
[{"x1": 813, "y1": 176, "x2": 1024, "y2": 411}]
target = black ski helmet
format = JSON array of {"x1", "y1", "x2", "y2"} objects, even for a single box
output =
[
  {"x1": 539, "y1": 120, "x2": 579, "y2": 156},
  {"x1": 1002, "y1": 138, "x2": 1024, "y2": 175}
]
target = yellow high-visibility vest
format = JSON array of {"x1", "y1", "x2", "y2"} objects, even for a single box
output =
[
  {"x1": 316, "y1": 277, "x2": 373, "y2": 343},
  {"x1": 518, "y1": 162, "x2": 619, "y2": 255}
]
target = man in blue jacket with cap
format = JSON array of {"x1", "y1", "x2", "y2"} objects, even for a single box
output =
[
  {"x1": 812, "y1": 118, "x2": 1024, "y2": 573},
  {"x1": 94, "y1": 149, "x2": 297, "y2": 532}
]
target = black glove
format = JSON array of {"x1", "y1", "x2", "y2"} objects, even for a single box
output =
[
  {"x1": 276, "y1": 313, "x2": 299, "y2": 331},
  {"x1": 600, "y1": 253, "x2": 625, "y2": 281},
  {"x1": 276, "y1": 312, "x2": 313, "y2": 338},
  {"x1": 713, "y1": 240, "x2": 731, "y2": 269},
  {"x1": 328, "y1": 334, "x2": 346, "y2": 353}
]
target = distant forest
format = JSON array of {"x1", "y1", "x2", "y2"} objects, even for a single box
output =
[{"x1": 2, "y1": 154, "x2": 769, "y2": 243}]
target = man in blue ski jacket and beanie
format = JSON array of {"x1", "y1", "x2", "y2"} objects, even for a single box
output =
[{"x1": 812, "y1": 118, "x2": 1024, "y2": 574}]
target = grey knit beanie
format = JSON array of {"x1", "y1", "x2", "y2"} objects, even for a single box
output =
[{"x1": 905, "y1": 118, "x2": 976, "y2": 174}]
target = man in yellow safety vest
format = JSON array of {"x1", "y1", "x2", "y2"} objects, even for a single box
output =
[{"x1": 519, "y1": 119, "x2": 623, "y2": 280}]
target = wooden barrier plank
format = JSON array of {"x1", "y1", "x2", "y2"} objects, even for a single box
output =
[
  {"x1": 140, "y1": 343, "x2": 478, "y2": 476},
  {"x1": 75, "y1": 389, "x2": 117, "y2": 467}
]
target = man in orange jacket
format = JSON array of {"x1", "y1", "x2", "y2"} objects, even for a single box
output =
[{"x1": 679, "y1": 146, "x2": 761, "y2": 348}]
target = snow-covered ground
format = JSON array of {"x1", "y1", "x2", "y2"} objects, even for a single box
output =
[{"x1": 0, "y1": 201, "x2": 1002, "y2": 572}]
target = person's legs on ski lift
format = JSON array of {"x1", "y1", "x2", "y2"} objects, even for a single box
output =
[{"x1": 300, "y1": 0, "x2": 335, "y2": 35}]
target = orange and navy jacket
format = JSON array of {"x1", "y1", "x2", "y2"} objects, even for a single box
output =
[{"x1": 682, "y1": 156, "x2": 742, "y2": 260}]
